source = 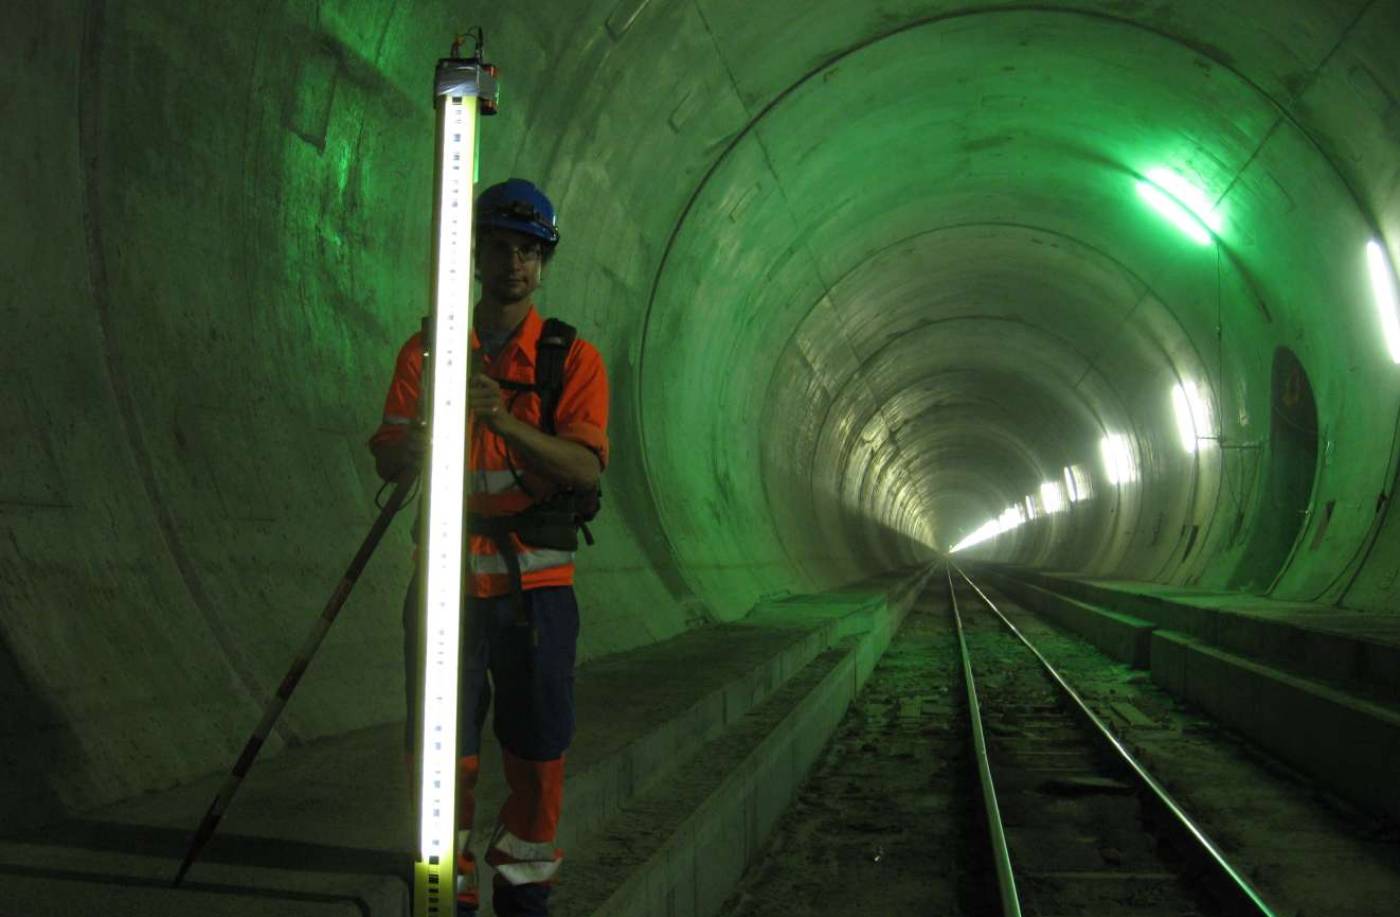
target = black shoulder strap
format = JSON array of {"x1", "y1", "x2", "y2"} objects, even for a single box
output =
[{"x1": 536, "y1": 317, "x2": 576, "y2": 435}]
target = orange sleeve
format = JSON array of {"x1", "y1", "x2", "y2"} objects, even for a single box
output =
[
  {"x1": 554, "y1": 338, "x2": 610, "y2": 470},
  {"x1": 368, "y1": 333, "x2": 424, "y2": 449}
]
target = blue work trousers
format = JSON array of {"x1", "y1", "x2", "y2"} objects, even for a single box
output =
[
  {"x1": 402, "y1": 580, "x2": 579, "y2": 758},
  {"x1": 403, "y1": 579, "x2": 579, "y2": 917}
]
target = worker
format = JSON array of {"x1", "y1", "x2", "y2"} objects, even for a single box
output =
[{"x1": 368, "y1": 178, "x2": 609, "y2": 917}]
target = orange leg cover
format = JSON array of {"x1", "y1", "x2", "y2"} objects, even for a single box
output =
[
  {"x1": 457, "y1": 755, "x2": 482, "y2": 908},
  {"x1": 499, "y1": 749, "x2": 566, "y2": 843}
]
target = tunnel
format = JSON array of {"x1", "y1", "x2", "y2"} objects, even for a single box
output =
[{"x1": 5, "y1": 0, "x2": 1400, "y2": 914}]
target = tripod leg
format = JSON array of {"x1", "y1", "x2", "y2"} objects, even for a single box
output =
[{"x1": 172, "y1": 469, "x2": 419, "y2": 885}]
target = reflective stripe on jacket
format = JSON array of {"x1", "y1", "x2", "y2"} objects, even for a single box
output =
[{"x1": 369, "y1": 306, "x2": 609, "y2": 598}]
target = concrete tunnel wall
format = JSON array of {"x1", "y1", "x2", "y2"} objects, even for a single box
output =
[{"x1": 3, "y1": 0, "x2": 1399, "y2": 833}]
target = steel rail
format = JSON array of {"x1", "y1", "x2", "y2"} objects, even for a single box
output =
[
  {"x1": 945, "y1": 564, "x2": 1022, "y2": 917},
  {"x1": 949, "y1": 561, "x2": 1279, "y2": 917}
]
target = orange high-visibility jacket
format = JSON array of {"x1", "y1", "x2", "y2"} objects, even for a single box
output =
[{"x1": 369, "y1": 306, "x2": 610, "y2": 598}]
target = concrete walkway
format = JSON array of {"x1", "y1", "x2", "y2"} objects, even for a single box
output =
[{"x1": 0, "y1": 567, "x2": 934, "y2": 916}]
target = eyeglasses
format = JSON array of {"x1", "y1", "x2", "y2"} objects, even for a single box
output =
[{"x1": 480, "y1": 238, "x2": 545, "y2": 264}]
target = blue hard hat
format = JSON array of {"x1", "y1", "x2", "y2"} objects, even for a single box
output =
[{"x1": 475, "y1": 179, "x2": 560, "y2": 246}]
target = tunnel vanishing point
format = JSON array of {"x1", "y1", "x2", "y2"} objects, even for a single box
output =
[{"x1": 4, "y1": 0, "x2": 1400, "y2": 914}]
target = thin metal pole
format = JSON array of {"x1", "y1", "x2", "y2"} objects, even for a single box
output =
[{"x1": 173, "y1": 468, "x2": 418, "y2": 886}]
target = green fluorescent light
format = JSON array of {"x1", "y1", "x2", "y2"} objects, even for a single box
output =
[
  {"x1": 1136, "y1": 167, "x2": 1220, "y2": 246},
  {"x1": 1147, "y1": 168, "x2": 1223, "y2": 231},
  {"x1": 1367, "y1": 240, "x2": 1400, "y2": 364},
  {"x1": 1040, "y1": 480, "x2": 1066, "y2": 513}
]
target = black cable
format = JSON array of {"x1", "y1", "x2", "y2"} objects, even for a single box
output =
[
  {"x1": 501, "y1": 389, "x2": 537, "y2": 499},
  {"x1": 458, "y1": 26, "x2": 484, "y2": 58}
]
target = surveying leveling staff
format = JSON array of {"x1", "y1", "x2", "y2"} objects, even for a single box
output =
[{"x1": 369, "y1": 179, "x2": 609, "y2": 917}]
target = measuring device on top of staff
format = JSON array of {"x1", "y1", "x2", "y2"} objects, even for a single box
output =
[{"x1": 413, "y1": 31, "x2": 499, "y2": 917}]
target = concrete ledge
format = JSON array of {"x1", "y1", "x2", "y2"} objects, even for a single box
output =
[
  {"x1": 996, "y1": 568, "x2": 1213, "y2": 633},
  {"x1": 549, "y1": 568, "x2": 928, "y2": 863},
  {"x1": 562, "y1": 644, "x2": 860, "y2": 917},
  {"x1": 984, "y1": 573, "x2": 1154, "y2": 667},
  {"x1": 1150, "y1": 629, "x2": 1400, "y2": 823},
  {"x1": 558, "y1": 597, "x2": 875, "y2": 852},
  {"x1": 554, "y1": 575, "x2": 919, "y2": 916},
  {"x1": 0, "y1": 840, "x2": 407, "y2": 917},
  {"x1": 0, "y1": 875, "x2": 366, "y2": 917},
  {"x1": 992, "y1": 567, "x2": 1400, "y2": 702}
]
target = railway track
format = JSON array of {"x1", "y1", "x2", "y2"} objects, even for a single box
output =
[
  {"x1": 947, "y1": 562, "x2": 1276, "y2": 916},
  {"x1": 720, "y1": 564, "x2": 1290, "y2": 916}
]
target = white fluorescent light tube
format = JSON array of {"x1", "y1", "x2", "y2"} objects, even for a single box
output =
[
  {"x1": 1367, "y1": 240, "x2": 1400, "y2": 365},
  {"x1": 1100, "y1": 433, "x2": 1137, "y2": 485},
  {"x1": 1071, "y1": 464, "x2": 1094, "y2": 501},
  {"x1": 1172, "y1": 383, "x2": 1198, "y2": 453}
]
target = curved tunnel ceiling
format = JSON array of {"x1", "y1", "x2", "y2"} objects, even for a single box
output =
[
  {"x1": 637, "y1": 1, "x2": 1398, "y2": 595},
  {"x1": 5, "y1": 0, "x2": 1400, "y2": 823}
]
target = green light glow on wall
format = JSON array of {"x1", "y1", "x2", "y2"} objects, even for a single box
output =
[
  {"x1": 1136, "y1": 167, "x2": 1222, "y2": 246},
  {"x1": 1367, "y1": 240, "x2": 1400, "y2": 364}
]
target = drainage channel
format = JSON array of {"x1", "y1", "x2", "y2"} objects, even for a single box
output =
[{"x1": 948, "y1": 561, "x2": 1279, "y2": 917}]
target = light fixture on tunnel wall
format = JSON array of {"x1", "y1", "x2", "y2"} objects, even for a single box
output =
[
  {"x1": 1366, "y1": 240, "x2": 1400, "y2": 364},
  {"x1": 1040, "y1": 480, "x2": 1067, "y2": 513},
  {"x1": 1100, "y1": 433, "x2": 1138, "y2": 485},
  {"x1": 1066, "y1": 464, "x2": 1093, "y2": 502},
  {"x1": 414, "y1": 33, "x2": 498, "y2": 917},
  {"x1": 1136, "y1": 167, "x2": 1222, "y2": 246},
  {"x1": 1171, "y1": 380, "x2": 1214, "y2": 453}
]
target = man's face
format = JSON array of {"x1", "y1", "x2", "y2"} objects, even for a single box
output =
[{"x1": 475, "y1": 228, "x2": 546, "y2": 305}]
